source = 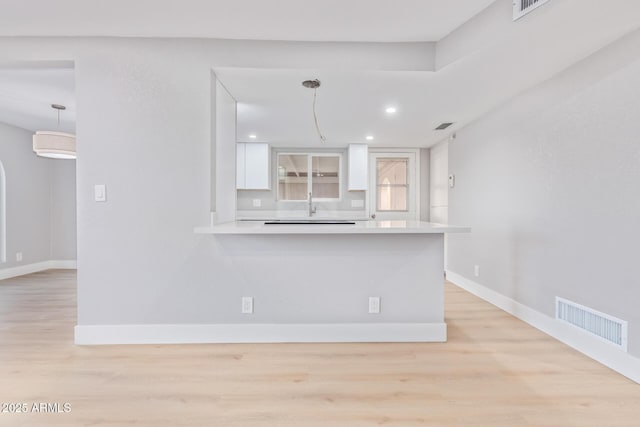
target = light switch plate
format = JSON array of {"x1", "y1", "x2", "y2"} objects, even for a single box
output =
[
  {"x1": 368, "y1": 296, "x2": 381, "y2": 314},
  {"x1": 241, "y1": 297, "x2": 254, "y2": 314},
  {"x1": 94, "y1": 184, "x2": 106, "y2": 202},
  {"x1": 16, "y1": 252, "x2": 23, "y2": 262}
]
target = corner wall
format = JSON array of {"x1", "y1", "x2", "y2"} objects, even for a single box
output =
[{"x1": 447, "y1": 30, "x2": 640, "y2": 360}]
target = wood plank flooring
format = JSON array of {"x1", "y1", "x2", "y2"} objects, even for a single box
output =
[{"x1": 0, "y1": 270, "x2": 639, "y2": 426}]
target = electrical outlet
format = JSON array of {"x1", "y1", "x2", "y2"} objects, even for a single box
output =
[
  {"x1": 16, "y1": 252, "x2": 23, "y2": 262},
  {"x1": 241, "y1": 297, "x2": 254, "y2": 314},
  {"x1": 474, "y1": 265, "x2": 480, "y2": 277},
  {"x1": 368, "y1": 297, "x2": 381, "y2": 314},
  {"x1": 351, "y1": 199, "x2": 364, "y2": 208},
  {"x1": 252, "y1": 199, "x2": 261, "y2": 208}
]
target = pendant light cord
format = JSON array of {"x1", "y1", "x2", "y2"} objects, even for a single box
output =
[
  {"x1": 51, "y1": 104, "x2": 66, "y2": 128},
  {"x1": 312, "y1": 88, "x2": 326, "y2": 143}
]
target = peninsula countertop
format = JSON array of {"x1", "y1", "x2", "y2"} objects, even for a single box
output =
[{"x1": 194, "y1": 220, "x2": 471, "y2": 235}]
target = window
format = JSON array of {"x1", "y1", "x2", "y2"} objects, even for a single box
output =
[
  {"x1": 277, "y1": 153, "x2": 341, "y2": 201},
  {"x1": 376, "y1": 158, "x2": 408, "y2": 211},
  {"x1": 277, "y1": 154, "x2": 308, "y2": 201}
]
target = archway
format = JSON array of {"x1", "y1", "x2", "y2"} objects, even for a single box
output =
[{"x1": 0, "y1": 160, "x2": 6, "y2": 263}]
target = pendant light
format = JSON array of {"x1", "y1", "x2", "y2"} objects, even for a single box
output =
[
  {"x1": 302, "y1": 79, "x2": 326, "y2": 143},
  {"x1": 33, "y1": 104, "x2": 76, "y2": 160}
]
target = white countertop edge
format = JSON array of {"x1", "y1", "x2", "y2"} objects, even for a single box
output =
[{"x1": 194, "y1": 220, "x2": 471, "y2": 235}]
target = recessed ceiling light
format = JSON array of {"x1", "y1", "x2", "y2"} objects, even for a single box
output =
[
  {"x1": 385, "y1": 107, "x2": 397, "y2": 114},
  {"x1": 249, "y1": 134, "x2": 257, "y2": 139},
  {"x1": 366, "y1": 135, "x2": 374, "y2": 141}
]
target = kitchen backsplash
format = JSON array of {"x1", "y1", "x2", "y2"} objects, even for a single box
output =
[{"x1": 237, "y1": 189, "x2": 366, "y2": 211}]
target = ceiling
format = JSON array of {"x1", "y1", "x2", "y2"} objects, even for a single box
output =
[
  {"x1": 0, "y1": 1, "x2": 639, "y2": 146},
  {"x1": 0, "y1": 1, "x2": 493, "y2": 133},
  {"x1": 217, "y1": 67, "x2": 438, "y2": 147},
  {"x1": 0, "y1": 0, "x2": 496, "y2": 42},
  {"x1": 216, "y1": 1, "x2": 640, "y2": 148},
  {"x1": 0, "y1": 68, "x2": 75, "y2": 133}
]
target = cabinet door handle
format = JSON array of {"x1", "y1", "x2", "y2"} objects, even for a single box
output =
[{"x1": 371, "y1": 214, "x2": 376, "y2": 219}]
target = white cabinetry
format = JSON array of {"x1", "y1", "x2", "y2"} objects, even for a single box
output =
[
  {"x1": 348, "y1": 144, "x2": 368, "y2": 191},
  {"x1": 237, "y1": 143, "x2": 270, "y2": 190}
]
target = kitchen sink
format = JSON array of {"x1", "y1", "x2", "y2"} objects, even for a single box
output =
[{"x1": 264, "y1": 220, "x2": 356, "y2": 225}]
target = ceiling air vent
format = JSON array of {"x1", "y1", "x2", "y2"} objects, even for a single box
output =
[
  {"x1": 513, "y1": 0, "x2": 550, "y2": 21},
  {"x1": 435, "y1": 122, "x2": 454, "y2": 130}
]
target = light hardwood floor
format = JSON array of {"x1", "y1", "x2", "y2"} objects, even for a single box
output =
[{"x1": 0, "y1": 270, "x2": 639, "y2": 427}]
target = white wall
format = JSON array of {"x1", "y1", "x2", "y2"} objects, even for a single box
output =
[
  {"x1": 50, "y1": 160, "x2": 77, "y2": 260},
  {"x1": 0, "y1": 122, "x2": 50, "y2": 267},
  {"x1": 5, "y1": 33, "x2": 637, "y2": 352},
  {"x1": 0, "y1": 121, "x2": 76, "y2": 271},
  {"x1": 429, "y1": 140, "x2": 448, "y2": 224},
  {"x1": 0, "y1": 37, "x2": 437, "y2": 328},
  {"x1": 214, "y1": 78, "x2": 237, "y2": 224},
  {"x1": 447, "y1": 30, "x2": 640, "y2": 358},
  {"x1": 419, "y1": 148, "x2": 430, "y2": 222}
]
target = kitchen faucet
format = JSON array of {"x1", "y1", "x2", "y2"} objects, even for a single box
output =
[{"x1": 308, "y1": 192, "x2": 317, "y2": 217}]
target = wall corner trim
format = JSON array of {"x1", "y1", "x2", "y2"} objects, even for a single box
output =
[
  {"x1": 74, "y1": 322, "x2": 447, "y2": 345},
  {"x1": 446, "y1": 270, "x2": 640, "y2": 385},
  {"x1": 0, "y1": 260, "x2": 77, "y2": 280}
]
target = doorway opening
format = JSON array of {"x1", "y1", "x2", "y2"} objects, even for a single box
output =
[{"x1": 0, "y1": 160, "x2": 5, "y2": 263}]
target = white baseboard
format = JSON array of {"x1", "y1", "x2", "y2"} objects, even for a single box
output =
[
  {"x1": 75, "y1": 322, "x2": 447, "y2": 345},
  {"x1": 0, "y1": 261, "x2": 52, "y2": 280},
  {"x1": 49, "y1": 260, "x2": 77, "y2": 269},
  {"x1": 0, "y1": 260, "x2": 77, "y2": 280},
  {"x1": 446, "y1": 270, "x2": 640, "y2": 385}
]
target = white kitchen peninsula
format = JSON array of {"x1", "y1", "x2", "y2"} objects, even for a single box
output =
[{"x1": 195, "y1": 220, "x2": 470, "y2": 343}]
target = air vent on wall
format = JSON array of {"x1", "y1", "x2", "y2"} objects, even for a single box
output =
[
  {"x1": 435, "y1": 122, "x2": 454, "y2": 130},
  {"x1": 556, "y1": 297, "x2": 628, "y2": 352},
  {"x1": 513, "y1": 0, "x2": 550, "y2": 21}
]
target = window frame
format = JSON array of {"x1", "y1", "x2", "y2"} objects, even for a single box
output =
[
  {"x1": 375, "y1": 157, "x2": 409, "y2": 213},
  {"x1": 276, "y1": 152, "x2": 343, "y2": 202}
]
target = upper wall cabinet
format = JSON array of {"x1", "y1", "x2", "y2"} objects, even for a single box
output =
[
  {"x1": 237, "y1": 143, "x2": 270, "y2": 190},
  {"x1": 348, "y1": 144, "x2": 368, "y2": 191}
]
